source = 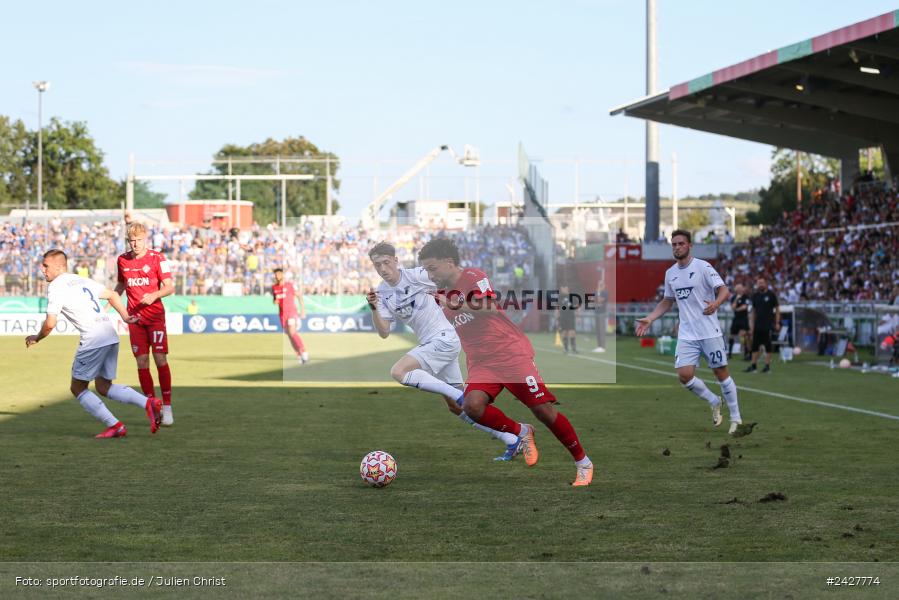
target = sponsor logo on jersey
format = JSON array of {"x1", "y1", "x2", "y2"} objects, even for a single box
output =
[
  {"x1": 674, "y1": 287, "x2": 694, "y2": 300},
  {"x1": 127, "y1": 277, "x2": 151, "y2": 287},
  {"x1": 689, "y1": 272, "x2": 695, "y2": 279},
  {"x1": 476, "y1": 278, "x2": 491, "y2": 294},
  {"x1": 452, "y1": 312, "x2": 475, "y2": 327}
]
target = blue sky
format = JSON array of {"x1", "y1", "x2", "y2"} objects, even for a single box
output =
[{"x1": 3, "y1": 1, "x2": 896, "y2": 218}]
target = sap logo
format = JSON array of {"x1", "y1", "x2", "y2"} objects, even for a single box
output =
[
  {"x1": 674, "y1": 287, "x2": 693, "y2": 300},
  {"x1": 452, "y1": 312, "x2": 475, "y2": 327},
  {"x1": 393, "y1": 300, "x2": 415, "y2": 319},
  {"x1": 127, "y1": 277, "x2": 150, "y2": 286}
]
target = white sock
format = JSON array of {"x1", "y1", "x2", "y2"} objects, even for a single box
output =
[
  {"x1": 683, "y1": 377, "x2": 719, "y2": 407},
  {"x1": 106, "y1": 384, "x2": 147, "y2": 407},
  {"x1": 456, "y1": 412, "x2": 519, "y2": 444},
  {"x1": 77, "y1": 390, "x2": 118, "y2": 427},
  {"x1": 401, "y1": 369, "x2": 462, "y2": 399},
  {"x1": 718, "y1": 377, "x2": 741, "y2": 422},
  {"x1": 576, "y1": 456, "x2": 592, "y2": 468}
]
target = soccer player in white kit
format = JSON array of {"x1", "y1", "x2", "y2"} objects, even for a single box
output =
[
  {"x1": 635, "y1": 230, "x2": 747, "y2": 435},
  {"x1": 25, "y1": 250, "x2": 163, "y2": 438},
  {"x1": 366, "y1": 242, "x2": 523, "y2": 461}
]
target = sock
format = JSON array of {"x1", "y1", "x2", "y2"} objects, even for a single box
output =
[
  {"x1": 401, "y1": 369, "x2": 463, "y2": 399},
  {"x1": 106, "y1": 384, "x2": 148, "y2": 407},
  {"x1": 547, "y1": 411, "x2": 587, "y2": 461},
  {"x1": 157, "y1": 363, "x2": 172, "y2": 406},
  {"x1": 570, "y1": 336, "x2": 577, "y2": 352},
  {"x1": 473, "y1": 404, "x2": 522, "y2": 436},
  {"x1": 137, "y1": 367, "x2": 155, "y2": 397},
  {"x1": 456, "y1": 412, "x2": 519, "y2": 444},
  {"x1": 562, "y1": 337, "x2": 569, "y2": 352},
  {"x1": 77, "y1": 390, "x2": 118, "y2": 427},
  {"x1": 289, "y1": 332, "x2": 306, "y2": 354},
  {"x1": 718, "y1": 377, "x2": 741, "y2": 422},
  {"x1": 576, "y1": 456, "x2": 592, "y2": 468},
  {"x1": 684, "y1": 377, "x2": 719, "y2": 407}
]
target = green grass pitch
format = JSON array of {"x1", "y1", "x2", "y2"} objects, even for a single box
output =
[{"x1": 1, "y1": 332, "x2": 897, "y2": 597}]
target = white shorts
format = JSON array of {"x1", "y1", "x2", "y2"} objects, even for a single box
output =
[
  {"x1": 407, "y1": 331, "x2": 463, "y2": 387},
  {"x1": 674, "y1": 337, "x2": 728, "y2": 370},
  {"x1": 72, "y1": 343, "x2": 119, "y2": 382}
]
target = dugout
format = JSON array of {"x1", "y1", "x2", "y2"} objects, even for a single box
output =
[{"x1": 611, "y1": 10, "x2": 899, "y2": 187}]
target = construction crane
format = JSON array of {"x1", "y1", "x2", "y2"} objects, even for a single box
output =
[{"x1": 363, "y1": 144, "x2": 479, "y2": 227}]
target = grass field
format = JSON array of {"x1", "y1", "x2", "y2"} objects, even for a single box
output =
[{"x1": 1, "y1": 331, "x2": 897, "y2": 598}]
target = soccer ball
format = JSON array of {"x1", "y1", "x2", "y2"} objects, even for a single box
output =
[
  {"x1": 839, "y1": 358, "x2": 851, "y2": 369},
  {"x1": 359, "y1": 451, "x2": 397, "y2": 488}
]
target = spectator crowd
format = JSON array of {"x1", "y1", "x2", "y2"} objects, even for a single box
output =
[
  {"x1": 716, "y1": 183, "x2": 899, "y2": 305},
  {"x1": 0, "y1": 216, "x2": 535, "y2": 297}
]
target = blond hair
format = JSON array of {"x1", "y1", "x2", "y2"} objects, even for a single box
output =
[{"x1": 127, "y1": 222, "x2": 147, "y2": 237}]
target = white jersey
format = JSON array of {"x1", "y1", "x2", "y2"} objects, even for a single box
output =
[
  {"x1": 376, "y1": 267, "x2": 457, "y2": 345},
  {"x1": 663, "y1": 257, "x2": 726, "y2": 341},
  {"x1": 46, "y1": 273, "x2": 119, "y2": 350}
]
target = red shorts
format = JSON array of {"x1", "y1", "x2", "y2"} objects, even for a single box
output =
[
  {"x1": 464, "y1": 359, "x2": 557, "y2": 408},
  {"x1": 128, "y1": 318, "x2": 168, "y2": 356}
]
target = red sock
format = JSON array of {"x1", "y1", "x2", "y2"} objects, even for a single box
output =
[
  {"x1": 474, "y1": 404, "x2": 522, "y2": 436},
  {"x1": 547, "y1": 412, "x2": 586, "y2": 461},
  {"x1": 157, "y1": 363, "x2": 172, "y2": 406},
  {"x1": 137, "y1": 368, "x2": 155, "y2": 397},
  {"x1": 290, "y1": 333, "x2": 306, "y2": 354}
]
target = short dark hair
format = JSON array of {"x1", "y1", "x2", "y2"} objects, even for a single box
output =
[
  {"x1": 368, "y1": 242, "x2": 396, "y2": 259},
  {"x1": 418, "y1": 237, "x2": 460, "y2": 265},
  {"x1": 273, "y1": 268, "x2": 283, "y2": 274},
  {"x1": 43, "y1": 249, "x2": 67, "y2": 263},
  {"x1": 670, "y1": 229, "x2": 692, "y2": 243}
]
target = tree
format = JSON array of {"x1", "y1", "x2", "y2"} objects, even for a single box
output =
[
  {"x1": 677, "y1": 209, "x2": 709, "y2": 234},
  {"x1": 747, "y1": 148, "x2": 839, "y2": 225},
  {"x1": 190, "y1": 136, "x2": 339, "y2": 224},
  {"x1": 0, "y1": 116, "x2": 30, "y2": 208},
  {"x1": 117, "y1": 179, "x2": 166, "y2": 209}
]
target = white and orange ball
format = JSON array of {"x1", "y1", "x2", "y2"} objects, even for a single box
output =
[
  {"x1": 839, "y1": 358, "x2": 851, "y2": 369},
  {"x1": 360, "y1": 451, "x2": 398, "y2": 488},
  {"x1": 792, "y1": 346, "x2": 802, "y2": 356}
]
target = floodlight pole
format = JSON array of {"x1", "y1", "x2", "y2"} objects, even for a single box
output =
[
  {"x1": 33, "y1": 81, "x2": 50, "y2": 214},
  {"x1": 645, "y1": 0, "x2": 660, "y2": 242}
]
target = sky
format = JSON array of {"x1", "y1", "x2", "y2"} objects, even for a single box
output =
[{"x1": 3, "y1": 0, "x2": 897, "y2": 219}]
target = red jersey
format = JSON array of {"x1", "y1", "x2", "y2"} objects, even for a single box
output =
[
  {"x1": 272, "y1": 282, "x2": 298, "y2": 316},
  {"x1": 117, "y1": 249, "x2": 171, "y2": 321},
  {"x1": 441, "y1": 268, "x2": 534, "y2": 367}
]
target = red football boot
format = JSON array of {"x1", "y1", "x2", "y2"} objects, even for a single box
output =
[
  {"x1": 145, "y1": 396, "x2": 163, "y2": 434},
  {"x1": 95, "y1": 422, "x2": 127, "y2": 439}
]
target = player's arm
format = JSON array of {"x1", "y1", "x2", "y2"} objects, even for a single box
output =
[
  {"x1": 296, "y1": 284, "x2": 306, "y2": 319},
  {"x1": 366, "y1": 289, "x2": 391, "y2": 339},
  {"x1": 115, "y1": 258, "x2": 126, "y2": 296},
  {"x1": 748, "y1": 303, "x2": 755, "y2": 334},
  {"x1": 635, "y1": 297, "x2": 674, "y2": 336},
  {"x1": 703, "y1": 285, "x2": 730, "y2": 316},
  {"x1": 774, "y1": 297, "x2": 781, "y2": 331},
  {"x1": 100, "y1": 288, "x2": 139, "y2": 323},
  {"x1": 25, "y1": 313, "x2": 57, "y2": 347}
]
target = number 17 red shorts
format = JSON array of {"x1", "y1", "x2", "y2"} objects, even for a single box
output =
[{"x1": 128, "y1": 319, "x2": 168, "y2": 356}]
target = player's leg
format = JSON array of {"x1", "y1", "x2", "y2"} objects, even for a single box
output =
[
  {"x1": 71, "y1": 348, "x2": 123, "y2": 437},
  {"x1": 567, "y1": 330, "x2": 578, "y2": 353},
  {"x1": 130, "y1": 322, "x2": 156, "y2": 396},
  {"x1": 504, "y1": 366, "x2": 592, "y2": 484},
  {"x1": 148, "y1": 321, "x2": 174, "y2": 424},
  {"x1": 391, "y1": 353, "x2": 463, "y2": 400},
  {"x1": 284, "y1": 317, "x2": 308, "y2": 363},
  {"x1": 561, "y1": 327, "x2": 569, "y2": 353},
  {"x1": 96, "y1": 344, "x2": 162, "y2": 433},
  {"x1": 746, "y1": 330, "x2": 761, "y2": 372},
  {"x1": 676, "y1": 339, "x2": 722, "y2": 418},
  {"x1": 762, "y1": 332, "x2": 773, "y2": 371},
  {"x1": 703, "y1": 338, "x2": 739, "y2": 429},
  {"x1": 461, "y1": 386, "x2": 524, "y2": 438}
]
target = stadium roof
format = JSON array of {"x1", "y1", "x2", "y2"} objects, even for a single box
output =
[{"x1": 611, "y1": 10, "x2": 899, "y2": 167}]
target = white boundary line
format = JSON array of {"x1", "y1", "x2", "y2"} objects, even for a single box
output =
[{"x1": 537, "y1": 347, "x2": 899, "y2": 422}]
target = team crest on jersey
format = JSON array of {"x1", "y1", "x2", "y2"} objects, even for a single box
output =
[
  {"x1": 674, "y1": 287, "x2": 693, "y2": 300},
  {"x1": 142, "y1": 265, "x2": 151, "y2": 273}
]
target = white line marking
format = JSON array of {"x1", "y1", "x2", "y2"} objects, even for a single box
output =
[{"x1": 538, "y1": 347, "x2": 899, "y2": 422}]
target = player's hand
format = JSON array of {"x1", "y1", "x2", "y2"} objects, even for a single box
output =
[
  {"x1": 365, "y1": 288, "x2": 378, "y2": 307},
  {"x1": 140, "y1": 293, "x2": 156, "y2": 306},
  {"x1": 25, "y1": 335, "x2": 39, "y2": 348},
  {"x1": 702, "y1": 300, "x2": 719, "y2": 316},
  {"x1": 123, "y1": 314, "x2": 139, "y2": 325},
  {"x1": 635, "y1": 318, "x2": 652, "y2": 337}
]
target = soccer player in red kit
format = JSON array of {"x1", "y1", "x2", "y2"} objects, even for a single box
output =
[
  {"x1": 272, "y1": 268, "x2": 308, "y2": 363},
  {"x1": 116, "y1": 222, "x2": 176, "y2": 426},
  {"x1": 419, "y1": 238, "x2": 594, "y2": 486}
]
